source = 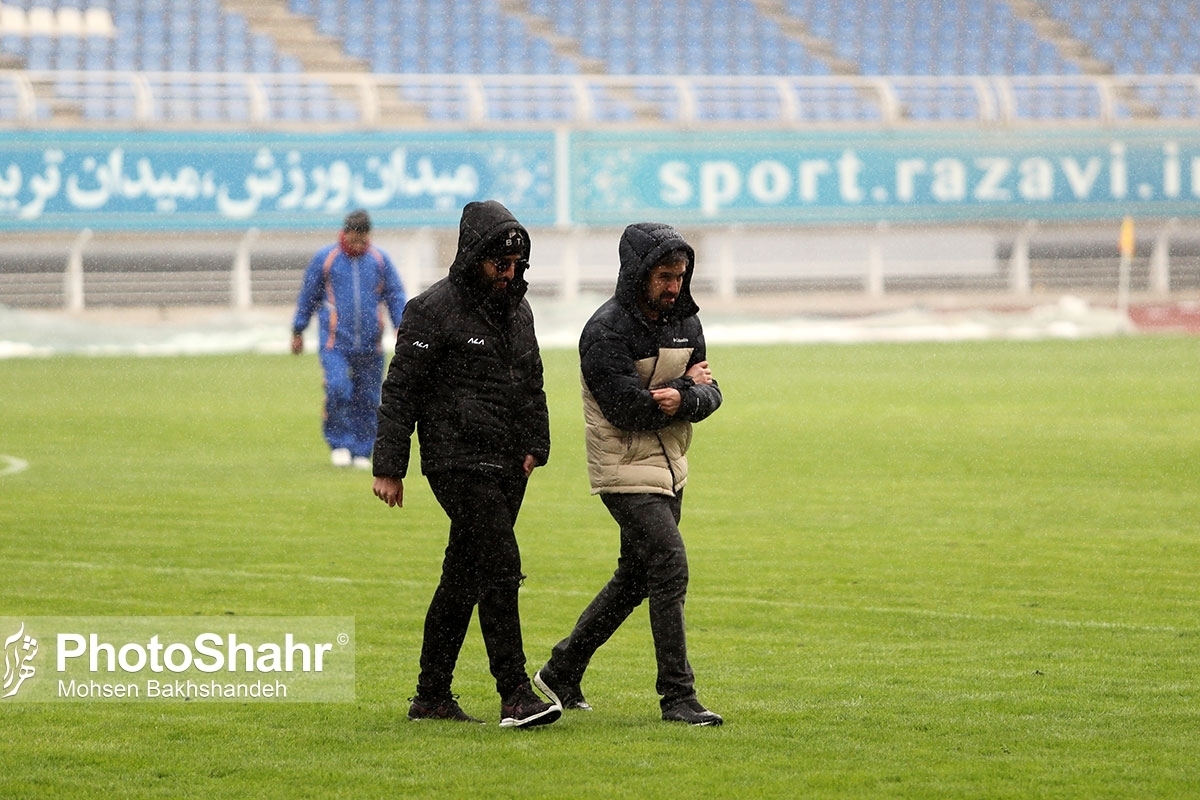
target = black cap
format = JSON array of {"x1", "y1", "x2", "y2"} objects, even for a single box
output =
[
  {"x1": 343, "y1": 209, "x2": 371, "y2": 233},
  {"x1": 484, "y1": 227, "x2": 527, "y2": 258}
]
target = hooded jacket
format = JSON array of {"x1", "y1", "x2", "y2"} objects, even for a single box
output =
[
  {"x1": 372, "y1": 200, "x2": 550, "y2": 478},
  {"x1": 579, "y1": 222, "x2": 722, "y2": 496}
]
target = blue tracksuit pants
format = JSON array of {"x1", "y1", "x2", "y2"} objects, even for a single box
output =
[{"x1": 320, "y1": 348, "x2": 384, "y2": 459}]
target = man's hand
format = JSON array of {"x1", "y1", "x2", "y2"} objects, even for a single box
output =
[
  {"x1": 652, "y1": 360, "x2": 715, "y2": 416},
  {"x1": 686, "y1": 360, "x2": 713, "y2": 385},
  {"x1": 373, "y1": 476, "x2": 404, "y2": 508},
  {"x1": 290, "y1": 333, "x2": 304, "y2": 355},
  {"x1": 522, "y1": 454, "x2": 539, "y2": 477},
  {"x1": 650, "y1": 387, "x2": 682, "y2": 416}
]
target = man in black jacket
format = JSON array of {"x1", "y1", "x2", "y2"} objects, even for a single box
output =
[
  {"x1": 372, "y1": 200, "x2": 560, "y2": 728},
  {"x1": 534, "y1": 222, "x2": 724, "y2": 726}
]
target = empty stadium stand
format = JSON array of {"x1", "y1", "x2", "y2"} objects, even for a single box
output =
[{"x1": 1, "y1": 0, "x2": 1198, "y2": 125}]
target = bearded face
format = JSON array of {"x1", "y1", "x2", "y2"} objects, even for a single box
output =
[{"x1": 479, "y1": 254, "x2": 523, "y2": 296}]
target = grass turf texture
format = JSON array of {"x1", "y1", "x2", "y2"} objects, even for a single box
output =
[{"x1": 1, "y1": 337, "x2": 1198, "y2": 799}]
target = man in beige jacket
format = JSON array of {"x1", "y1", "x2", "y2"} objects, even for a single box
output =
[{"x1": 534, "y1": 222, "x2": 724, "y2": 727}]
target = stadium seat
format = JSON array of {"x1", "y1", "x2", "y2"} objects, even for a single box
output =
[
  {"x1": 26, "y1": 7, "x2": 55, "y2": 37},
  {"x1": 7, "y1": 0, "x2": 1199, "y2": 125},
  {"x1": 55, "y1": 35, "x2": 82, "y2": 71},
  {"x1": 57, "y1": 7, "x2": 85, "y2": 37},
  {"x1": 26, "y1": 34, "x2": 52, "y2": 70},
  {"x1": 315, "y1": 0, "x2": 339, "y2": 37},
  {"x1": 251, "y1": 34, "x2": 276, "y2": 72}
]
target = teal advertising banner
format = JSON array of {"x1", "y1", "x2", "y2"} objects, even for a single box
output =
[
  {"x1": 4, "y1": 127, "x2": 1200, "y2": 230},
  {"x1": 0, "y1": 130, "x2": 557, "y2": 230},
  {"x1": 570, "y1": 128, "x2": 1200, "y2": 225}
]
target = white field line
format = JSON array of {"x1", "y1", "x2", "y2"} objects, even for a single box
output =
[
  {"x1": 1, "y1": 558, "x2": 1184, "y2": 635},
  {"x1": 694, "y1": 595, "x2": 1184, "y2": 634},
  {"x1": 0, "y1": 455, "x2": 29, "y2": 476}
]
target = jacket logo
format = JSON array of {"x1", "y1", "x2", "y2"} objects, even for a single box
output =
[
  {"x1": 468, "y1": 337, "x2": 486, "y2": 346},
  {"x1": 672, "y1": 337, "x2": 689, "y2": 344},
  {"x1": 412, "y1": 340, "x2": 430, "y2": 349}
]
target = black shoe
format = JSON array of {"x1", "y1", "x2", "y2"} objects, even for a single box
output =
[
  {"x1": 662, "y1": 698, "x2": 723, "y2": 727},
  {"x1": 534, "y1": 667, "x2": 593, "y2": 711},
  {"x1": 500, "y1": 682, "x2": 562, "y2": 728},
  {"x1": 407, "y1": 695, "x2": 485, "y2": 724}
]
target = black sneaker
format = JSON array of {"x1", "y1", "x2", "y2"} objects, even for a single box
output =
[
  {"x1": 534, "y1": 667, "x2": 593, "y2": 711},
  {"x1": 662, "y1": 698, "x2": 723, "y2": 727},
  {"x1": 407, "y1": 695, "x2": 485, "y2": 724},
  {"x1": 499, "y1": 682, "x2": 562, "y2": 728}
]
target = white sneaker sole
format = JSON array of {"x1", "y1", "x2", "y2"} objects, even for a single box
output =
[
  {"x1": 499, "y1": 705, "x2": 561, "y2": 728},
  {"x1": 535, "y1": 670, "x2": 592, "y2": 711},
  {"x1": 532, "y1": 670, "x2": 561, "y2": 707}
]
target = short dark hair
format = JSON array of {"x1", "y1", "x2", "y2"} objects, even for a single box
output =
[
  {"x1": 343, "y1": 209, "x2": 371, "y2": 233},
  {"x1": 653, "y1": 248, "x2": 690, "y2": 269}
]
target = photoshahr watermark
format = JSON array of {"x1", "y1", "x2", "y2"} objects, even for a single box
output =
[{"x1": 0, "y1": 617, "x2": 354, "y2": 703}]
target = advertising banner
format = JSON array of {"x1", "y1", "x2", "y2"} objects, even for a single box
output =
[
  {"x1": 0, "y1": 131, "x2": 558, "y2": 230},
  {"x1": 4, "y1": 128, "x2": 1200, "y2": 231},
  {"x1": 571, "y1": 128, "x2": 1200, "y2": 225}
]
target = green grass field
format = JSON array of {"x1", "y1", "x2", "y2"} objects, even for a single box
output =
[{"x1": 2, "y1": 337, "x2": 1199, "y2": 799}]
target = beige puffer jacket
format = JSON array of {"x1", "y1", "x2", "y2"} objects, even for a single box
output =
[
  {"x1": 583, "y1": 348, "x2": 695, "y2": 495},
  {"x1": 577, "y1": 222, "x2": 721, "y2": 497}
]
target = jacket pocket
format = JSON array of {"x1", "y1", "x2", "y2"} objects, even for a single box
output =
[
  {"x1": 618, "y1": 431, "x2": 660, "y2": 465},
  {"x1": 457, "y1": 395, "x2": 510, "y2": 449}
]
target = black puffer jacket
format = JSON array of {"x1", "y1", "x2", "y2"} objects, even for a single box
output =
[
  {"x1": 372, "y1": 200, "x2": 550, "y2": 478},
  {"x1": 578, "y1": 222, "x2": 721, "y2": 495}
]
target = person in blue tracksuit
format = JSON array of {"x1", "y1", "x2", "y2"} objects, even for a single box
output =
[{"x1": 291, "y1": 209, "x2": 407, "y2": 469}]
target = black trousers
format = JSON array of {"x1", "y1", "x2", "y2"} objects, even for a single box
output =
[
  {"x1": 547, "y1": 491, "x2": 696, "y2": 710},
  {"x1": 417, "y1": 469, "x2": 530, "y2": 701}
]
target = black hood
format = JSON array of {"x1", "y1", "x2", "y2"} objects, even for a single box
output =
[
  {"x1": 615, "y1": 222, "x2": 699, "y2": 320},
  {"x1": 449, "y1": 200, "x2": 532, "y2": 303}
]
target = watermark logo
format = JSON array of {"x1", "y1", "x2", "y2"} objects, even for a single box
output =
[
  {"x1": 2, "y1": 622, "x2": 38, "y2": 698},
  {"x1": 1, "y1": 617, "x2": 353, "y2": 703}
]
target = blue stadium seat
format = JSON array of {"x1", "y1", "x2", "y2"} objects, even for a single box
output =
[
  {"x1": 423, "y1": 36, "x2": 449, "y2": 73},
  {"x1": 222, "y1": 38, "x2": 248, "y2": 72},
  {"x1": 251, "y1": 33, "x2": 276, "y2": 72},
  {"x1": 0, "y1": 32, "x2": 22, "y2": 62},
  {"x1": 396, "y1": 41, "x2": 421, "y2": 73},
  {"x1": 55, "y1": 35, "x2": 82, "y2": 71},
  {"x1": 315, "y1": 0, "x2": 340, "y2": 37},
  {"x1": 26, "y1": 35, "x2": 53, "y2": 70},
  {"x1": 8, "y1": 0, "x2": 1199, "y2": 125},
  {"x1": 83, "y1": 36, "x2": 111, "y2": 71},
  {"x1": 369, "y1": 36, "x2": 395, "y2": 73}
]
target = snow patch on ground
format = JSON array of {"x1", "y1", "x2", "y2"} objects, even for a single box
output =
[{"x1": 0, "y1": 295, "x2": 1136, "y2": 359}]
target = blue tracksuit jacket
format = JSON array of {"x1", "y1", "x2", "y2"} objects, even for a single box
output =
[{"x1": 292, "y1": 244, "x2": 407, "y2": 354}]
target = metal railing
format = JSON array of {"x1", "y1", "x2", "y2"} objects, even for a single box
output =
[
  {"x1": 3, "y1": 222, "x2": 1197, "y2": 311},
  {"x1": 3, "y1": 70, "x2": 1199, "y2": 128}
]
